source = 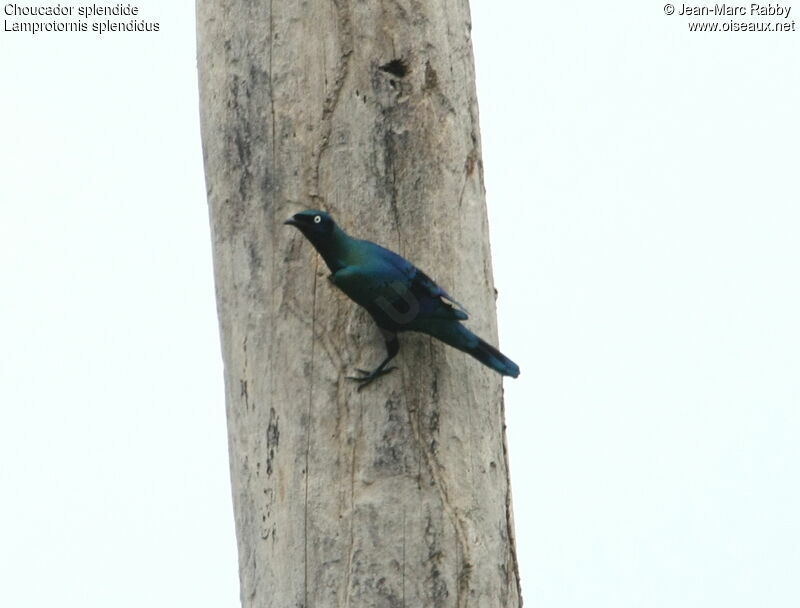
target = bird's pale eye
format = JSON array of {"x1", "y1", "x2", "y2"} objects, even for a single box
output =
[{"x1": 314, "y1": 215, "x2": 322, "y2": 224}]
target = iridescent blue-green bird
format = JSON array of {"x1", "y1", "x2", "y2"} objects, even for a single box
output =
[{"x1": 285, "y1": 210, "x2": 520, "y2": 389}]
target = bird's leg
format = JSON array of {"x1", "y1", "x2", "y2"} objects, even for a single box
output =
[{"x1": 348, "y1": 329, "x2": 399, "y2": 391}]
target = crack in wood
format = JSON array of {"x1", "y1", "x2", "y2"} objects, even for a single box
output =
[
  {"x1": 343, "y1": 394, "x2": 361, "y2": 607},
  {"x1": 312, "y1": 0, "x2": 354, "y2": 201},
  {"x1": 405, "y1": 397, "x2": 473, "y2": 607},
  {"x1": 402, "y1": 506, "x2": 407, "y2": 607},
  {"x1": 304, "y1": 258, "x2": 320, "y2": 608},
  {"x1": 269, "y1": 0, "x2": 276, "y2": 165}
]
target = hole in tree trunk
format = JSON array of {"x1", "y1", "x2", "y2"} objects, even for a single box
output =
[{"x1": 379, "y1": 58, "x2": 409, "y2": 78}]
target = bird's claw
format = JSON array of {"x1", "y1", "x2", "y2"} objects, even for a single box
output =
[{"x1": 347, "y1": 366, "x2": 396, "y2": 390}]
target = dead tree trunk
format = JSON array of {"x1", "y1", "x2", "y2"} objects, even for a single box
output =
[{"x1": 197, "y1": 1, "x2": 520, "y2": 606}]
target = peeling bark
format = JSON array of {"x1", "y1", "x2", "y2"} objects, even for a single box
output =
[{"x1": 197, "y1": 0, "x2": 521, "y2": 606}]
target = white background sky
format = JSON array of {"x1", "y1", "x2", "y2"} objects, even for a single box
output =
[{"x1": 1, "y1": 2, "x2": 798, "y2": 606}]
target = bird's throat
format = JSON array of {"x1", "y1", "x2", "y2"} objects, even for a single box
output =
[{"x1": 307, "y1": 226, "x2": 350, "y2": 274}]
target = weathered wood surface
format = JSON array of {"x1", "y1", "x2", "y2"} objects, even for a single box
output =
[{"x1": 197, "y1": 0, "x2": 520, "y2": 605}]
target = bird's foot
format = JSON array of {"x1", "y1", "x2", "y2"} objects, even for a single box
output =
[{"x1": 347, "y1": 366, "x2": 396, "y2": 391}]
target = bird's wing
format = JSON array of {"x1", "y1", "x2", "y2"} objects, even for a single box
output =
[
  {"x1": 362, "y1": 240, "x2": 469, "y2": 320},
  {"x1": 409, "y1": 267, "x2": 469, "y2": 319}
]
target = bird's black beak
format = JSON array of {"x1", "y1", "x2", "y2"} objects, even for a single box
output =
[{"x1": 284, "y1": 216, "x2": 300, "y2": 227}]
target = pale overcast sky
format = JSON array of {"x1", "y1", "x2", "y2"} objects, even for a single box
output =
[{"x1": 2, "y1": 2, "x2": 798, "y2": 607}]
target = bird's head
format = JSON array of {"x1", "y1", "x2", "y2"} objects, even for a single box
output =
[{"x1": 284, "y1": 209, "x2": 336, "y2": 242}]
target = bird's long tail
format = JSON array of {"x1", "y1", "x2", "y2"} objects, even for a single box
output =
[{"x1": 423, "y1": 322, "x2": 520, "y2": 378}]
